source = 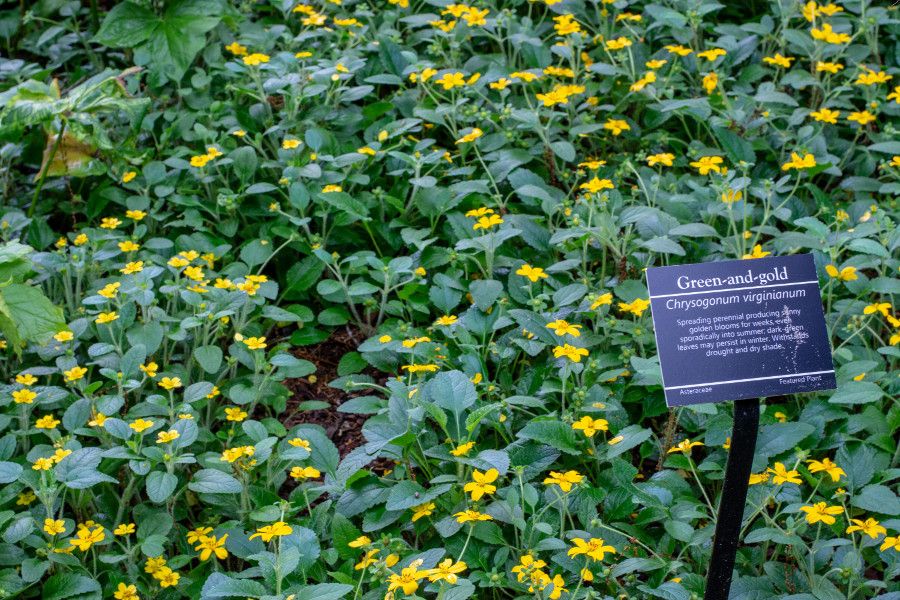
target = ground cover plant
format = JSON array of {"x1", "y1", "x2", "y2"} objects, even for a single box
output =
[{"x1": 0, "y1": 0, "x2": 898, "y2": 598}]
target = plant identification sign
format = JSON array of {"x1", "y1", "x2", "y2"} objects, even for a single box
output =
[{"x1": 647, "y1": 254, "x2": 836, "y2": 407}]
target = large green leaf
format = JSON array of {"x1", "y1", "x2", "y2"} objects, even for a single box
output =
[
  {"x1": 0, "y1": 282, "x2": 65, "y2": 351},
  {"x1": 95, "y1": 0, "x2": 223, "y2": 85}
]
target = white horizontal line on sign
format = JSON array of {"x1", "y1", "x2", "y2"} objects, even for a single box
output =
[
  {"x1": 665, "y1": 370, "x2": 835, "y2": 390},
  {"x1": 650, "y1": 280, "x2": 820, "y2": 299}
]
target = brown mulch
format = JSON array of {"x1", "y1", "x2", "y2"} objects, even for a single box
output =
[{"x1": 281, "y1": 326, "x2": 373, "y2": 457}]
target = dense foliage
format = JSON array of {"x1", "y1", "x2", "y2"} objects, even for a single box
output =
[{"x1": 0, "y1": 0, "x2": 898, "y2": 599}]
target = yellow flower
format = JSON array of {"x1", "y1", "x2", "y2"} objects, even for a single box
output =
[
  {"x1": 100, "y1": 217, "x2": 121, "y2": 229},
  {"x1": 763, "y1": 54, "x2": 794, "y2": 68},
  {"x1": 690, "y1": 155, "x2": 724, "y2": 175},
  {"x1": 552, "y1": 344, "x2": 589, "y2": 363},
  {"x1": 454, "y1": 510, "x2": 492, "y2": 523},
  {"x1": 140, "y1": 361, "x2": 158, "y2": 378},
  {"x1": 242, "y1": 53, "x2": 270, "y2": 66},
  {"x1": 402, "y1": 363, "x2": 439, "y2": 374},
  {"x1": 158, "y1": 377, "x2": 182, "y2": 391},
  {"x1": 113, "y1": 583, "x2": 139, "y2": 600},
  {"x1": 354, "y1": 549, "x2": 380, "y2": 570},
  {"x1": 721, "y1": 189, "x2": 743, "y2": 204},
  {"x1": 249, "y1": 521, "x2": 293, "y2": 542},
  {"x1": 603, "y1": 119, "x2": 630, "y2": 136},
  {"x1": 456, "y1": 128, "x2": 483, "y2": 144},
  {"x1": 702, "y1": 72, "x2": 718, "y2": 95},
  {"x1": 98, "y1": 282, "x2": 121, "y2": 298},
  {"x1": 590, "y1": 293, "x2": 613, "y2": 310},
  {"x1": 35, "y1": 415, "x2": 60, "y2": 430},
  {"x1": 516, "y1": 263, "x2": 547, "y2": 282},
  {"x1": 816, "y1": 62, "x2": 844, "y2": 74},
  {"x1": 848, "y1": 110, "x2": 875, "y2": 125},
  {"x1": 748, "y1": 472, "x2": 770, "y2": 485},
  {"x1": 806, "y1": 457, "x2": 846, "y2": 481},
  {"x1": 195, "y1": 534, "x2": 229, "y2": 560},
  {"x1": 800, "y1": 502, "x2": 842, "y2": 525},
  {"x1": 472, "y1": 213, "x2": 503, "y2": 230},
  {"x1": 450, "y1": 441, "x2": 475, "y2": 456},
  {"x1": 567, "y1": 537, "x2": 616, "y2": 561},
  {"x1": 387, "y1": 560, "x2": 427, "y2": 595},
  {"x1": 846, "y1": 518, "x2": 886, "y2": 539},
  {"x1": 121, "y1": 171, "x2": 137, "y2": 183},
  {"x1": 118, "y1": 240, "x2": 140, "y2": 252},
  {"x1": 95, "y1": 312, "x2": 119, "y2": 324},
  {"x1": 290, "y1": 466, "x2": 321, "y2": 480},
  {"x1": 288, "y1": 437, "x2": 311, "y2": 450},
  {"x1": 15, "y1": 373, "x2": 36, "y2": 385},
  {"x1": 542, "y1": 470, "x2": 583, "y2": 492},
  {"x1": 348, "y1": 535, "x2": 371, "y2": 548},
  {"x1": 225, "y1": 407, "x2": 248, "y2": 422},
  {"x1": 357, "y1": 146, "x2": 376, "y2": 156},
  {"x1": 605, "y1": 36, "x2": 632, "y2": 51},
  {"x1": 44, "y1": 518, "x2": 66, "y2": 535},
  {"x1": 571, "y1": 416, "x2": 608, "y2": 437},
  {"x1": 114, "y1": 523, "x2": 136, "y2": 536},
  {"x1": 54, "y1": 330, "x2": 74, "y2": 342},
  {"x1": 282, "y1": 139, "x2": 302, "y2": 150},
  {"x1": 126, "y1": 209, "x2": 146, "y2": 220},
  {"x1": 810, "y1": 107, "x2": 839, "y2": 124},
  {"x1": 121, "y1": 261, "x2": 144, "y2": 274},
  {"x1": 156, "y1": 430, "x2": 180, "y2": 444},
  {"x1": 855, "y1": 68, "x2": 892, "y2": 86},
  {"x1": 863, "y1": 302, "x2": 891, "y2": 317},
  {"x1": 435, "y1": 72, "x2": 466, "y2": 90},
  {"x1": 546, "y1": 319, "x2": 581, "y2": 337},
  {"x1": 742, "y1": 245, "x2": 771, "y2": 259},
  {"x1": 464, "y1": 468, "x2": 499, "y2": 501},
  {"x1": 810, "y1": 23, "x2": 850, "y2": 44},
  {"x1": 435, "y1": 315, "x2": 458, "y2": 326},
  {"x1": 73, "y1": 233, "x2": 88, "y2": 246},
  {"x1": 697, "y1": 48, "x2": 726, "y2": 61},
  {"x1": 647, "y1": 153, "x2": 674, "y2": 167},
  {"x1": 618, "y1": 298, "x2": 650, "y2": 317},
  {"x1": 32, "y1": 457, "x2": 54, "y2": 471},
  {"x1": 13, "y1": 389, "x2": 37, "y2": 404},
  {"x1": 880, "y1": 536, "x2": 900, "y2": 552},
  {"x1": 426, "y1": 558, "x2": 467, "y2": 583},
  {"x1": 781, "y1": 152, "x2": 816, "y2": 171},
  {"x1": 411, "y1": 501, "x2": 436, "y2": 522},
  {"x1": 225, "y1": 41, "x2": 247, "y2": 56},
  {"x1": 579, "y1": 177, "x2": 614, "y2": 194},
  {"x1": 511, "y1": 554, "x2": 547, "y2": 582},
  {"x1": 490, "y1": 78, "x2": 510, "y2": 90},
  {"x1": 767, "y1": 462, "x2": 801, "y2": 485},
  {"x1": 144, "y1": 556, "x2": 167, "y2": 575},
  {"x1": 553, "y1": 14, "x2": 582, "y2": 36},
  {"x1": 155, "y1": 566, "x2": 180, "y2": 587},
  {"x1": 129, "y1": 418, "x2": 154, "y2": 433},
  {"x1": 824, "y1": 265, "x2": 857, "y2": 282},
  {"x1": 69, "y1": 526, "x2": 105, "y2": 551},
  {"x1": 667, "y1": 439, "x2": 704, "y2": 455}
]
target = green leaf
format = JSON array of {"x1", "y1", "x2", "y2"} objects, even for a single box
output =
[
  {"x1": 0, "y1": 282, "x2": 65, "y2": 350},
  {"x1": 146, "y1": 471, "x2": 178, "y2": 503},
  {"x1": 318, "y1": 191, "x2": 370, "y2": 222},
  {"x1": 188, "y1": 469, "x2": 242, "y2": 494},
  {"x1": 851, "y1": 484, "x2": 900, "y2": 516},
  {"x1": 194, "y1": 345, "x2": 223, "y2": 374},
  {"x1": 0, "y1": 462, "x2": 22, "y2": 484},
  {"x1": 43, "y1": 574, "x2": 101, "y2": 600},
  {"x1": 517, "y1": 419, "x2": 581, "y2": 455},
  {"x1": 291, "y1": 584, "x2": 355, "y2": 600},
  {"x1": 828, "y1": 382, "x2": 883, "y2": 405},
  {"x1": 201, "y1": 573, "x2": 267, "y2": 599},
  {"x1": 424, "y1": 371, "x2": 477, "y2": 438},
  {"x1": 713, "y1": 126, "x2": 755, "y2": 163},
  {"x1": 94, "y1": 1, "x2": 158, "y2": 47}
]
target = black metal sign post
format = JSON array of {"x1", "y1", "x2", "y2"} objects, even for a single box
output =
[{"x1": 703, "y1": 398, "x2": 761, "y2": 600}]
